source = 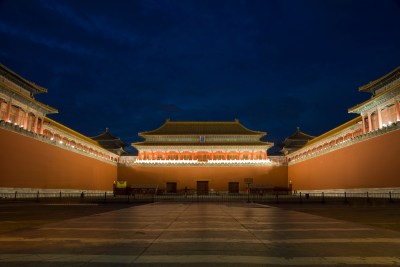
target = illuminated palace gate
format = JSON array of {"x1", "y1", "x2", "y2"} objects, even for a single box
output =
[{"x1": 132, "y1": 119, "x2": 273, "y2": 194}]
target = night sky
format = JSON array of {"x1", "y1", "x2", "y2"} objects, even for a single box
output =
[{"x1": 1, "y1": 0, "x2": 400, "y2": 153}]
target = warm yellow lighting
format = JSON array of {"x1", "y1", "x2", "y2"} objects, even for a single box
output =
[{"x1": 135, "y1": 159, "x2": 272, "y2": 165}]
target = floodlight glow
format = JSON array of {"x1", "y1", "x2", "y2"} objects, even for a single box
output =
[{"x1": 135, "y1": 158, "x2": 272, "y2": 165}]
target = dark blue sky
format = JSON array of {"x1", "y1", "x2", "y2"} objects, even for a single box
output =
[{"x1": 1, "y1": 0, "x2": 400, "y2": 151}]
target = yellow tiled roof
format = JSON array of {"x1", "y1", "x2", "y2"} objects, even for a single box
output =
[
  {"x1": 304, "y1": 116, "x2": 361, "y2": 147},
  {"x1": 139, "y1": 120, "x2": 266, "y2": 136},
  {"x1": 0, "y1": 63, "x2": 48, "y2": 94},
  {"x1": 348, "y1": 82, "x2": 399, "y2": 113},
  {"x1": 0, "y1": 79, "x2": 58, "y2": 114},
  {"x1": 285, "y1": 127, "x2": 315, "y2": 141},
  {"x1": 358, "y1": 66, "x2": 400, "y2": 92},
  {"x1": 44, "y1": 117, "x2": 101, "y2": 147}
]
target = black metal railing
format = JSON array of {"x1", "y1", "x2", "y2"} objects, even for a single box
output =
[{"x1": 1, "y1": 191, "x2": 399, "y2": 204}]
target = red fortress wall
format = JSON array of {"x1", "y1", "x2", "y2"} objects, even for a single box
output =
[
  {"x1": 288, "y1": 129, "x2": 400, "y2": 191},
  {"x1": 118, "y1": 165, "x2": 288, "y2": 192},
  {"x1": 0, "y1": 128, "x2": 117, "y2": 191},
  {"x1": 3, "y1": 123, "x2": 399, "y2": 192}
]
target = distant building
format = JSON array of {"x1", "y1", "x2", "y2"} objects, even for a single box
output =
[
  {"x1": 91, "y1": 128, "x2": 129, "y2": 156},
  {"x1": 126, "y1": 119, "x2": 279, "y2": 194},
  {"x1": 133, "y1": 119, "x2": 273, "y2": 164},
  {"x1": 280, "y1": 127, "x2": 315, "y2": 155},
  {"x1": 1, "y1": 63, "x2": 399, "y2": 193}
]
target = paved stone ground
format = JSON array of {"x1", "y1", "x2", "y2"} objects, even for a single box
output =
[{"x1": 1, "y1": 202, "x2": 400, "y2": 266}]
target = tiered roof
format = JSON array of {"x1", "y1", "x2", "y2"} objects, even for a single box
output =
[
  {"x1": 0, "y1": 64, "x2": 48, "y2": 95},
  {"x1": 284, "y1": 127, "x2": 315, "y2": 142},
  {"x1": 139, "y1": 119, "x2": 266, "y2": 136},
  {"x1": 91, "y1": 128, "x2": 129, "y2": 155},
  {"x1": 348, "y1": 66, "x2": 400, "y2": 114},
  {"x1": 280, "y1": 127, "x2": 315, "y2": 155},
  {"x1": 358, "y1": 66, "x2": 400, "y2": 94},
  {"x1": 0, "y1": 64, "x2": 58, "y2": 115},
  {"x1": 134, "y1": 119, "x2": 273, "y2": 149}
]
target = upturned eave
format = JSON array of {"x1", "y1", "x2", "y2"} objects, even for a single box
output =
[
  {"x1": 358, "y1": 66, "x2": 400, "y2": 93},
  {"x1": 0, "y1": 63, "x2": 48, "y2": 94}
]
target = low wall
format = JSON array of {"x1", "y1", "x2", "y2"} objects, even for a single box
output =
[
  {"x1": 0, "y1": 128, "x2": 117, "y2": 191},
  {"x1": 288, "y1": 129, "x2": 400, "y2": 191},
  {"x1": 118, "y1": 165, "x2": 288, "y2": 192}
]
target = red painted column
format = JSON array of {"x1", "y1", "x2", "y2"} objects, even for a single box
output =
[
  {"x1": 39, "y1": 118, "x2": 44, "y2": 134},
  {"x1": 377, "y1": 108, "x2": 383, "y2": 129},
  {"x1": 361, "y1": 115, "x2": 366, "y2": 134},
  {"x1": 368, "y1": 113, "x2": 372, "y2": 132},
  {"x1": 33, "y1": 116, "x2": 38, "y2": 133},
  {"x1": 36, "y1": 117, "x2": 40, "y2": 133},
  {"x1": 23, "y1": 112, "x2": 28, "y2": 129},
  {"x1": 5, "y1": 102, "x2": 11, "y2": 122},
  {"x1": 394, "y1": 99, "x2": 400, "y2": 122},
  {"x1": 0, "y1": 100, "x2": 4, "y2": 120},
  {"x1": 15, "y1": 108, "x2": 20, "y2": 125}
]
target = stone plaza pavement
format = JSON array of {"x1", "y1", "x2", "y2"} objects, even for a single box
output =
[{"x1": 1, "y1": 202, "x2": 400, "y2": 266}]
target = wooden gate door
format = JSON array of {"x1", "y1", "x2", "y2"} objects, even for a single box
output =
[
  {"x1": 197, "y1": 181, "x2": 209, "y2": 195},
  {"x1": 228, "y1": 182, "x2": 239, "y2": 193},
  {"x1": 166, "y1": 182, "x2": 177, "y2": 193}
]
